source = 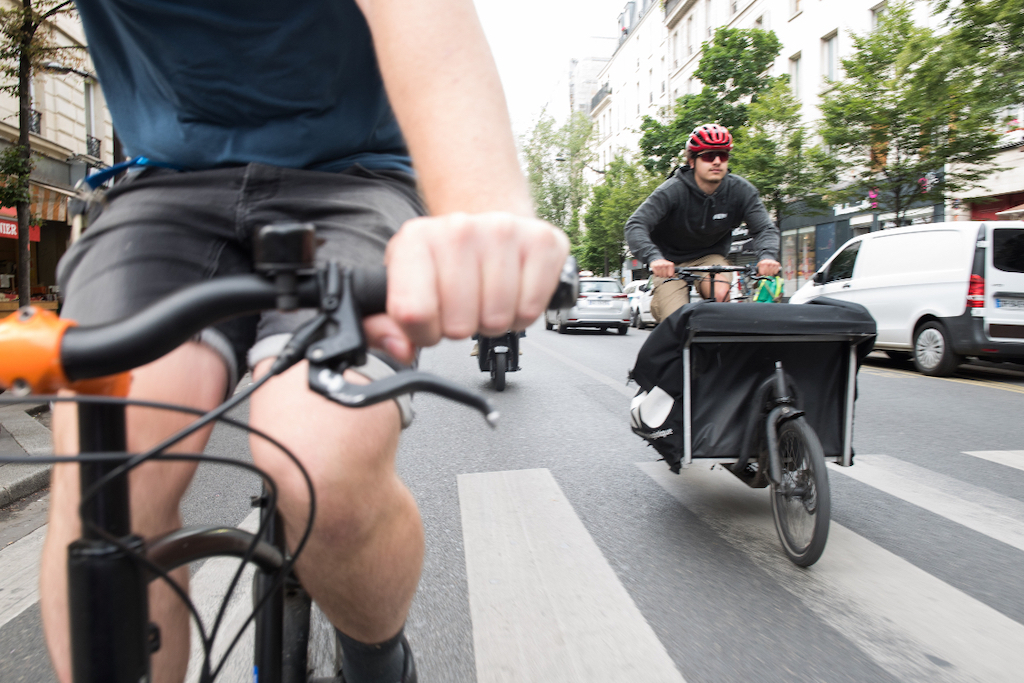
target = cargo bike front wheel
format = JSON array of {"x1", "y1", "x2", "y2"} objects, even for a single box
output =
[{"x1": 769, "y1": 416, "x2": 830, "y2": 567}]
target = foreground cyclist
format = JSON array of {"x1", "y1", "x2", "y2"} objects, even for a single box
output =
[
  {"x1": 624, "y1": 124, "x2": 781, "y2": 320},
  {"x1": 40, "y1": 2, "x2": 569, "y2": 682}
]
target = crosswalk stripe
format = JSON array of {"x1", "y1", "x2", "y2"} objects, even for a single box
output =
[
  {"x1": 963, "y1": 450, "x2": 1024, "y2": 473},
  {"x1": 0, "y1": 524, "x2": 45, "y2": 631},
  {"x1": 829, "y1": 453, "x2": 1024, "y2": 553},
  {"x1": 459, "y1": 468, "x2": 686, "y2": 683},
  {"x1": 637, "y1": 461, "x2": 1024, "y2": 683}
]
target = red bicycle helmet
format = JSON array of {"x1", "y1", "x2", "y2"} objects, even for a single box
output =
[{"x1": 685, "y1": 124, "x2": 733, "y2": 154}]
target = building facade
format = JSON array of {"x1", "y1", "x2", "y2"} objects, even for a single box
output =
[
  {"x1": 0, "y1": 8, "x2": 114, "y2": 310},
  {"x1": 585, "y1": 0, "x2": 1020, "y2": 292}
]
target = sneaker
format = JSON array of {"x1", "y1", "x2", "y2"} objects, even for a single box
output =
[
  {"x1": 470, "y1": 342, "x2": 479, "y2": 356},
  {"x1": 338, "y1": 635, "x2": 417, "y2": 683},
  {"x1": 400, "y1": 636, "x2": 417, "y2": 683}
]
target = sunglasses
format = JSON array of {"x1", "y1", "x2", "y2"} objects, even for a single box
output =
[{"x1": 696, "y1": 151, "x2": 730, "y2": 162}]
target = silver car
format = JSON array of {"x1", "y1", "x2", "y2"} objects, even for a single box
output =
[{"x1": 545, "y1": 277, "x2": 631, "y2": 335}]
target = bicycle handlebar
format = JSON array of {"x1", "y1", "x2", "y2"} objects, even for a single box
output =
[{"x1": 60, "y1": 270, "x2": 385, "y2": 381}]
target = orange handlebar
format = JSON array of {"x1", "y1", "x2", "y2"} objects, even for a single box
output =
[{"x1": 0, "y1": 307, "x2": 130, "y2": 397}]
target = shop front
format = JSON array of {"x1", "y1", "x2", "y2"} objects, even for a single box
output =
[{"x1": 0, "y1": 182, "x2": 73, "y2": 312}]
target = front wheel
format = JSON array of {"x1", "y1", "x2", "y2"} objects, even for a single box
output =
[
  {"x1": 491, "y1": 351, "x2": 507, "y2": 391},
  {"x1": 770, "y1": 417, "x2": 830, "y2": 567},
  {"x1": 913, "y1": 321, "x2": 960, "y2": 376}
]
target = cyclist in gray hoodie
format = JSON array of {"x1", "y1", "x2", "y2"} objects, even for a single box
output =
[{"x1": 625, "y1": 124, "x2": 780, "y2": 321}]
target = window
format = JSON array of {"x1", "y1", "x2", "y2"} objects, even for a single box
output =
[
  {"x1": 705, "y1": 0, "x2": 713, "y2": 37},
  {"x1": 672, "y1": 30, "x2": 679, "y2": 68},
  {"x1": 791, "y1": 0, "x2": 802, "y2": 16},
  {"x1": 822, "y1": 32, "x2": 838, "y2": 82},
  {"x1": 824, "y1": 241, "x2": 859, "y2": 283},
  {"x1": 993, "y1": 229, "x2": 1024, "y2": 273},
  {"x1": 754, "y1": 15, "x2": 764, "y2": 30},
  {"x1": 789, "y1": 53, "x2": 801, "y2": 99},
  {"x1": 687, "y1": 15, "x2": 693, "y2": 55},
  {"x1": 871, "y1": 2, "x2": 887, "y2": 29},
  {"x1": 731, "y1": 0, "x2": 739, "y2": 14}
]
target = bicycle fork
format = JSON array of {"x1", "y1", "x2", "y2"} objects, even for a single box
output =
[{"x1": 761, "y1": 362, "x2": 804, "y2": 490}]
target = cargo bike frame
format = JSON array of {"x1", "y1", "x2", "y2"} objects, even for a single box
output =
[{"x1": 631, "y1": 289, "x2": 876, "y2": 566}]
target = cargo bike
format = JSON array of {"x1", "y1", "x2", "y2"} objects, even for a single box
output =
[{"x1": 630, "y1": 295, "x2": 877, "y2": 566}]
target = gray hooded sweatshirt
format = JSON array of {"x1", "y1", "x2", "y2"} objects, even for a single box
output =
[{"x1": 624, "y1": 166, "x2": 779, "y2": 266}]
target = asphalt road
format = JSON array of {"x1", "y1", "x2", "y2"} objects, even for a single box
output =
[{"x1": 1, "y1": 318, "x2": 1022, "y2": 682}]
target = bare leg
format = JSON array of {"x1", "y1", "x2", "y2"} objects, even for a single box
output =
[
  {"x1": 248, "y1": 358, "x2": 423, "y2": 643},
  {"x1": 696, "y1": 275, "x2": 732, "y2": 302},
  {"x1": 40, "y1": 343, "x2": 228, "y2": 683}
]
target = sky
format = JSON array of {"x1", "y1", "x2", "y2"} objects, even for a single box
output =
[{"x1": 472, "y1": 0, "x2": 628, "y2": 138}]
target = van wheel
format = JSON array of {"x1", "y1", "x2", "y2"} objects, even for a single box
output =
[{"x1": 913, "y1": 322, "x2": 961, "y2": 376}]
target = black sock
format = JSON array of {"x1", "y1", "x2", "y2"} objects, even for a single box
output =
[{"x1": 336, "y1": 627, "x2": 406, "y2": 683}]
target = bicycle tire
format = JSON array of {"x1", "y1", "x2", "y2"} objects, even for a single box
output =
[
  {"x1": 770, "y1": 417, "x2": 830, "y2": 566},
  {"x1": 491, "y1": 352, "x2": 507, "y2": 391}
]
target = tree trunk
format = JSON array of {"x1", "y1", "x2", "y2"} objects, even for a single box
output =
[{"x1": 16, "y1": 6, "x2": 33, "y2": 307}]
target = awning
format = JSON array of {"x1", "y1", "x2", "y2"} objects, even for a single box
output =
[
  {"x1": 995, "y1": 203, "x2": 1024, "y2": 220},
  {"x1": 30, "y1": 182, "x2": 75, "y2": 223}
]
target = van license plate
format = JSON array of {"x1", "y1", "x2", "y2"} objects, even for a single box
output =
[{"x1": 995, "y1": 298, "x2": 1024, "y2": 309}]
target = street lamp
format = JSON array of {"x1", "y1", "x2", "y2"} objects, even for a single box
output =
[
  {"x1": 555, "y1": 157, "x2": 606, "y2": 174},
  {"x1": 43, "y1": 62, "x2": 98, "y2": 81}
]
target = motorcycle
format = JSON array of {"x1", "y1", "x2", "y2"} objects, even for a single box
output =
[{"x1": 475, "y1": 331, "x2": 522, "y2": 391}]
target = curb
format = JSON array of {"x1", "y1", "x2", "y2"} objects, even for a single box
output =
[{"x1": 0, "y1": 403, "x2": 53, "y2": 508}]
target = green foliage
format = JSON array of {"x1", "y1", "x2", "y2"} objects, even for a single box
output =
[
  {"x1": 521, "y1": 110, "x2": 594, "y2": 251},
  {"x1": 0, "y1": 146, "x2": 32, "y2": 208},
  {"x1": 817, "y1": 1, "x2": 1004, "y2": 224},
  {"x1": 639, "y1": 27, "x2": 783, "y2": 176},
  {"x1": 0, "y1": 0, "x2": 81, "y2": 98},
  {"x1": 729, "y1": 79, "x2": 829, "y2": 225},
  {"x1": 933, "y1": 0, "x2": 1023, "y2": 104},
  {"x1": 581, "y1": 156, "x2": 660, "y2": 275}
]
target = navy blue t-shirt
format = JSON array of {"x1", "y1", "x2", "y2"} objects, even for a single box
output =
[{"x1": 75, "y1": 0, "x2": 412, "y2": 173}]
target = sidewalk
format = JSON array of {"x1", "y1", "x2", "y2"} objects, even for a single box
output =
[{"x1": 0, "y1": 403, "x2": 52, "y2": 508}]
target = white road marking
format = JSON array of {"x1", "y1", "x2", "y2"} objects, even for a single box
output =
[
  {"x1": 830, "y1": 453, "x2": 1024, "y2": 553},
  {"x1": 459, "y1": 468, "x2": 685, "y2": 683},
  {"x1": 963, "y1": 450, "x2": 1024, "y2": 473},
  {"x1": 527, "y1": 340, "x2": 637, "y2": 398},
  {"x1": 0, "y1": 524, "x2": 46, "y2": 630},
  {"x1": 637, "y1": 460, "x2": 1024, "y2": 683}
]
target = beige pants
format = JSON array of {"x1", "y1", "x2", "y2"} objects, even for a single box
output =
[{"x1": 650, "y1": 253, "x2": 732, "y2": 322}]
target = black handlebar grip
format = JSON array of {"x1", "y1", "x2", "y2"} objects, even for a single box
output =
[{"x1": 351, "y1": 268, "x2": 388, "y2": 316}]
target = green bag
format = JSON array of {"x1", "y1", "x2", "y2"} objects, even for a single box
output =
[{"x1": 753, "y1": 276, "x2": 784, "y2": 303}]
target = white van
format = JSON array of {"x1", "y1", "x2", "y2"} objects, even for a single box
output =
[{"x1": 789, "y1": 221, "x2": 1024, "y2": 376}]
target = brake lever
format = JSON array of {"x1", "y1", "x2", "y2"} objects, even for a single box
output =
[{"x1": 309, "y1": 365, "x2": 498, "y2": 428}]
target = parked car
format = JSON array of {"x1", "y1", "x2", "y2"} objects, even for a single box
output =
[
  {"x1": 628, "y1": 277, "x2": 657, "y2": 328},
  {"x1": 789, "y1": 221, "x2": 1024, "y2": 376},
  {"x1": 545, "y1": 277, "x2": 632, "y2": 335}
]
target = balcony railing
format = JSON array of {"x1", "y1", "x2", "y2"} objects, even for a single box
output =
[
  {"x1": 665, "y1": 0, "x2": 682, "y2": 14},
  {"x1": 28, "y1": 109, "x2": 41, "y2": 134},
  {"x1": 590, "y1": 84, "x2": 612, "y2": 113},
  {"x1": 87, "y1": 135, "x2": 101, "y2": 158}
]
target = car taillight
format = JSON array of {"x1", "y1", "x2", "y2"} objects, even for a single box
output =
[
  {"x1": 967, "y1": 274, "x2": 984, "y2": 308},
  {"x1": 612, "y1": 294, "x2": 627, "y2": 299},
  {"x1": 578, "y1": 293, "x2": 588, "y2": 299}
]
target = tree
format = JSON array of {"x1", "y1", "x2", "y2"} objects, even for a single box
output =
[
  {"x1": 817, "y1": 1, "x2": 1004, "y2": 226},
  {"x1": 933, "y1": 0, "x2": 1023, "y2": 105},
  {"x1": 639, "y1": 27, "x2": 783, "y2": 176},
  {"x1": 521, "y1": 110, "x2": 594, "y2": 253},
  {"x1": 0, "y1": 0, "x2": 80, "y2": 306},
  {"x1": 729, "y1": 79, "x2": 829, "y2": 226},
  {"x1": 581, "y1": 156, "x2": 660, "y2": 276}
]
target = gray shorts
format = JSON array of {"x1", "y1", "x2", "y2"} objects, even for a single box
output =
[{"x1": 58, "y1": 163, "x2": 424, "y2": 426}]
